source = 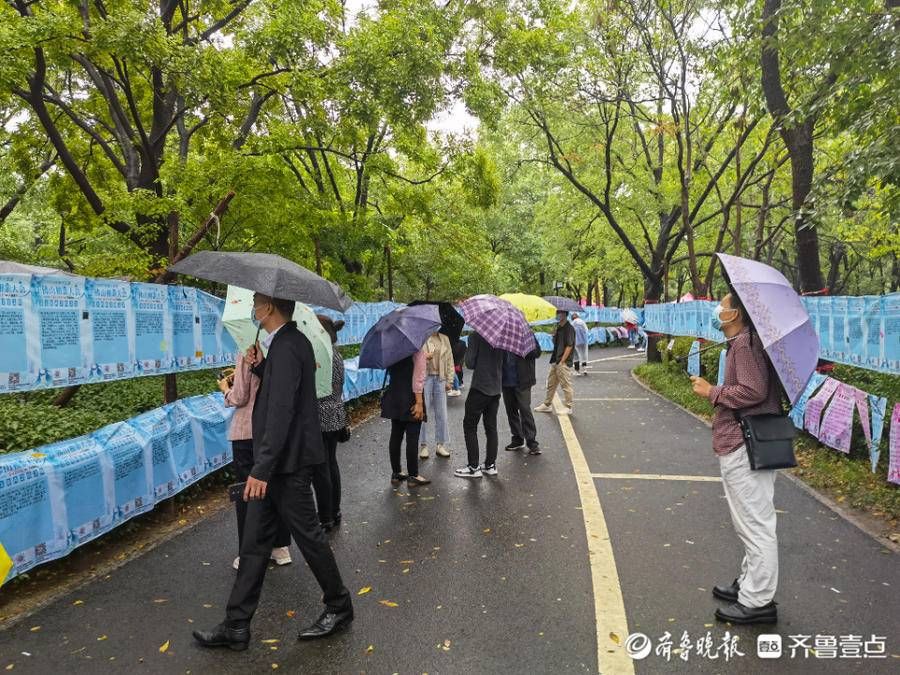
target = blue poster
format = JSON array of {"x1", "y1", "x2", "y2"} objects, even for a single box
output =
[
  {"x1": 864, "y1": 296, "x2": 884, "y2": 371},
  {"x1": 716, "y1": 348, "x2": 727, "y2": 386},
  {"x1": 128, "y1": 408, "x2": 180, "y2": 500},
  {"x1": 869, "y1": 394, "x2": 888, "y2": 473},
  {"x1": 86, "y1": 278, "x2": 134, "y2": 381},
  {"x1": 0, "y1": 274, "x2": 36, "y2": 392},
  {"x1": 818, "y1": 297, "x2": 834, "y2": 360},
  {"x1": 181, "y1": 394, "x2": 233, "y2": 470},
  {"x1": 846, "y1": 296, "x2": 865, "y2": 367},
  {"x1": 0, "y1": 453, "x2": 67, "y2": 579},
  {"x1": 42, "y1": 435, "x2": 114, "y2": 546},
  {"x1": 169, "y1": 286, "x2": 201, "y2": 369},
  {"x1": 884, "y1": 293, "x2": 900, "y2": 373},
  {"x1": 132, "y1": 283, "x2": 172, "y2": 375},
  {"x1": 830, "y1": 295, "x2": 848, "y2": 363},
  {"x1": 687, "y1": 340, "x2": 701, "y2": 376},
  {"x1": 166, "y1": 401, "x2": 205, "y2": 487},
  {"x1": 789, "y1": 372, "x2": 827, "y2": 429},
  {"x1": 32, "y1": 275, "x2": 89, "y2": 387},
  {"x1": 92, "y1": 421, "x2": 155, "y2": 521},
  {"x1": 198, "y1": 291, "x2": 231, "y2": 367}
]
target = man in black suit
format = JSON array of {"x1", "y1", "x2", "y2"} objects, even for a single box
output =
[{"x1": 194, "y1": 294, "x2": 352, "y2": 651}]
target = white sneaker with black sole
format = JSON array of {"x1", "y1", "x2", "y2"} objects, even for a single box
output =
[
  {"x1": 482, "y1": 464, "x2": 498, "y2": 476},
  {"x1": 454, "y1": 465, "x2": 483, "y2": 478},
  {"x1": 533, "y1": 403, "x2": 553, "y2": 413}
]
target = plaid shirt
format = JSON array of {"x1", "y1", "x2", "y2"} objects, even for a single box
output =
[{"x1": 708, "y1": 328, "x2": 782, "y2": 456}]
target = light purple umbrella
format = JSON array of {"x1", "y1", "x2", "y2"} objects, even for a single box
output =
[
  {"x1": 718, "y1": 253, "x2": 819, "y2": 405},
  {"x1": 458, "y1": 295, "x2": 535, "y2": 357},
  {"x1": 358, "y1": 304, "x2": 441, "y2": 369},
  {"x1": 543, "y1": 295, "x2": 581, "y2": 313}
]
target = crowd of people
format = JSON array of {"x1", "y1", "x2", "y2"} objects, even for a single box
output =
[{"x1": 194, "y1": 290, "x2": 784, "y2": 651}]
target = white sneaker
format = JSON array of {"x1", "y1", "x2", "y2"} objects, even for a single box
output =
[
  {"x1": 232, "y1": 556, "x2": 240, "y2": 570},
  {"x1": 559, "y1": 407, "x2": 573, "y2": 416},
  {"x1": 447, "y1": 389, "x2": 461, "y2": 397},
  {"x1": 533, "y1": 403, "x2": 553, "y2": 413},
  {"x1": 271, "y1": 546, "x2": 292, "y2": 566},
  {"x1": 436, "y1": 444, "x2": 450, "y2": 457},
  {"x1": 627, "y1": 344, "x2": 636, "y2": 349},
  {"x1": 454, "y1": 465, "x2": 483, "y2": 478},
  {"x1": 482, "y1": 464, "x2": 498, "y2": 476},
  {"x1": 419, "y1": 445, "x2": 430, "y2": 459}
]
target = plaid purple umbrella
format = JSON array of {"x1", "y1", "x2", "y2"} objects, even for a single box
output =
[{"x1": 458, "y1": 294, "x2": 535, "y2": 357}]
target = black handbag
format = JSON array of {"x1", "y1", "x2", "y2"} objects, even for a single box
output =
[{"x1": 737, "y1": 413, "x2": 798, "y2": 470}]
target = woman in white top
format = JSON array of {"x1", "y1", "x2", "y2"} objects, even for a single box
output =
[{"x1": 419, "y1": 331, "x2": 454, "y2": 459}]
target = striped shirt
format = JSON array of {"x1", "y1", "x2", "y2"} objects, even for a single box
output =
[{"x1": 707, "y1": 328, "x2": 782, "y2": 456}]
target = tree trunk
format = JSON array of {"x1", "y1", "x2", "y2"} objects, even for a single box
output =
[
  {"x1": 384, "y1": 245, "x2": 393, "y2": 301},
  {"x1": 164, "y1": 211, "x2": 179, "y2": 405},
  {"x1": 314, "y1": 237, "x2": 323, "y2": 276}
]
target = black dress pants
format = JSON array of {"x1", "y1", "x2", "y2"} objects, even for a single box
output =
[
  {"x1": 225, "y1": 466, "x2": 351, "y2": 628},
  {"x1": 232, "y1": 440, "x2": 290, "y2": 550},
  {"x1": 312, "y1": 431, "x2": 341, "y2": 522},
  {"x1": 463, "y1": 388, "x2": 501, "y2": 468}
]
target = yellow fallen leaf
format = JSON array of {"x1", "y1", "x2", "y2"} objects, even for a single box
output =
[
  {"x1": 202, "y1": 604, "x2": 213, "y2": 608},
  {"x1": 271, "y1": 664, "x2": 279, "y2": 670},
  {"x1": 402, "y1": 568, "x2": 410, "y2": 574},
  {"x1": 610, "y1": 632, "x2": 621, "y2": 645},
  {"x1": 483, "y1": 528, "x2": 491, "y2": 534},
  {"x1": 159, "y1": 640, "x2": 169, "y2": 653},
  {"x1": 261, "y1": 639, "x2": 279, "y2": 644},
  {"x1": 5, "y1": 665, "x2": 13, "y2": 671},
  {"x1": 379, "y1": 600, "x2": 399, "y2": 608},
  {"x1": 286, "y1": 610, "x2": 296, "y2": 618},
  {"x1": 358, "y1": 587, "x2": 372, "y2": 595},
  {"x1": 366, "y1": 645, "x2": 375, "y2": 654},
  {"x1": 152, "y1": 599, "x2": 168, "y2": 604},
  {"x1": 29, "y1": 626, "x2": 40, "y2": 632},
  {"x1": 97, "y1": 635, "x2": 108, "y2": 641},
  {"x1": 73, "y1": 600, "x2": 84, "y2": 606},
  {"x1": 400, "y1": 560, "x2": 414, "y2": 564}
]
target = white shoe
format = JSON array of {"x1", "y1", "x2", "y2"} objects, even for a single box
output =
[
  {"x1": 482, "y1": 463, "x2": 498, "y2": 476},
  {"x1": 271, "y1": 546, "x2": 292, "y2": 565},
  {"x1": 419, "y1": 445, "x2": 430, "y2": 459},
  {"x1": 534, "y1": 403, "x2": 553, "y2": 413},
  {"x1": 627, "y1": 345, "x2": 636, "y2": 349},
  {"x1": 232, "y1": 556, "x2": 240, "y2": 570},
  {"x1": 436, "y1": 444, "x2": 450, "y2": 457},
  {"x1": 559, "y1": 407, "x2": 573, "y2": 416},
  {"x1": 447, "y1": 389, "x2": 461, "y2": 397},
  {"x1": 454, "y1": 465, "x2": 482, "y2": 478}
]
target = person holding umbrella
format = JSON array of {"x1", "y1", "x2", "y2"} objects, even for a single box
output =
[
  {"x1": 312, "y1": 315, "x2": 349, "y2": 531},
  {"x1": 688, "y1": 254, "x2": 819, "y2": 625}
]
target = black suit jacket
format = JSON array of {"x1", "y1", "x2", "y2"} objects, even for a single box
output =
[
  {"x1": 249, "y1": 322, "x2": 325, "y2": 481},
  {"x1": 510, "y1": 341, "x2": 542, "y2": 390}
]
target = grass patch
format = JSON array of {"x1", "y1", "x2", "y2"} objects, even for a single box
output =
[{"x1": 634, "y1": 361, "x2": 899, "y2": 524}]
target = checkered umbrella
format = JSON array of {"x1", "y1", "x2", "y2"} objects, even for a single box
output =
[{"x1": 458, "y1": 294, "x2": 535, "y2": 357}]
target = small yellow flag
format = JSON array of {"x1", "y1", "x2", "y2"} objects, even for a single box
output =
[{"x1": 0, "y1": 543, "x2": 13, "y2": 587}]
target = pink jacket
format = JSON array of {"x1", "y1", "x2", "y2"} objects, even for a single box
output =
[{"x1": 224, "y1": 353, "x2": 260, "y2": 441}]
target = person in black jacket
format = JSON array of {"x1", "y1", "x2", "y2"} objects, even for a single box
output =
[
  {"x1": 502, "y1": 336, "x2": 542, "y2": 455},
  {"x1": 455, "y1": 331, "x2": 504, "y2": 479},
  {"x1": 193, "y1": 294, "x2": 352, "y2": 652}
]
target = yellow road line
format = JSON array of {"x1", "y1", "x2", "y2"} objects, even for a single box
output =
[
  {"x1": 554, "y1": 395, "x2": 634, "y2": 675},
  {"x1": 592, "y1": 473, "x2": 721, "y2": 482}
]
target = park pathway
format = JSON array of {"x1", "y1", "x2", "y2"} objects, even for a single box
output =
[{"x1": 1, "y1": 346, "x2": 897, "y2": 673}]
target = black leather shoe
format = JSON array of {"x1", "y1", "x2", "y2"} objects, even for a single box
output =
[
  {"x1": 320, "y1": 520, "x2": 335, "y2": 532},
  {"x1": 298, "y1": 608, "x2": 354, "y2": 640},
  {"x1": 715, "y1": 601, "x2": 777, "y2": 625},
  {"x1": 504, "y1": 441, "x2": 526, "y2": 451},
  {"x1": 193, "y1": 623, "x2": 250, "y2": 651},
  {"x1": 334, "y1": 511, "x2": 342, "y2": 524},
  {"x1": 713, "y1": 578, "x2": 740, "y2": 602}
]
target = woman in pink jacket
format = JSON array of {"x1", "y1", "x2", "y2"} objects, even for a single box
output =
[{"x1": 219, "y1": 351, "x2": 292, "y2": 570}]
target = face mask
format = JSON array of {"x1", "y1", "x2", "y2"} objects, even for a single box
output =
[{"x1": 711, "y1": 304, "x2": 735, "y2": 331}]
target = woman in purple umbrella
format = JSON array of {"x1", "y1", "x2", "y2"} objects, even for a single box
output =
[
  {"x1": 689, "y1": 290, "x2": 782, "y2": 625},
  {"x1": 380, "y1": 349, "x2": 432, "y2": 487}
]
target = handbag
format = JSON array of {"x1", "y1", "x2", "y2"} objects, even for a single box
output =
[
  {"x1": 336, "y1": 426, "x2": 351, "y2": 443},
  {"x1": 737, "y1": 413, "x2": 798, "y2": 470}
]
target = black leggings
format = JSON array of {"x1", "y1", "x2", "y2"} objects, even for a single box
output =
[{"x1": 389, "y1": 420, "x2": 422, "y2": 477}]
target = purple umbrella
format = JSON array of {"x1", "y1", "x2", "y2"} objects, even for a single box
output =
[
  {"x1": 458, "y1": 295, "x2": 535, "y2": 357},
  {"x1": 718, "y1": 253, "x2": 819, "y2": 405},
  {"x1": 543, "y1": 295, "x2": 581, "y2": 313},
  {"x1": 358, "y1": 304, "x2": 441, "y2": 369}
]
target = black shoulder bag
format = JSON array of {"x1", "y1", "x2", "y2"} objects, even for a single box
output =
[{"x1": 735, "y1": 412, "x2": 797, "y2": 470}]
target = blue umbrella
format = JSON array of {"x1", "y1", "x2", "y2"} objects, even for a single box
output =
[{"x1": 358, "y1": 305, "x2": 442, "y2": 369}]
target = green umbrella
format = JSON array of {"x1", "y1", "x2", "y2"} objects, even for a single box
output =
[{"x1": 222, "y1": 285, "x2": 333, "y2": 398}]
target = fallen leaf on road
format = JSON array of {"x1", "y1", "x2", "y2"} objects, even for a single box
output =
[
  {"x1": 366, "y1": 645, "x2": 375, "y2": 654},
  {"x1": 610, "y1": 632, "x2": 621, "y2": 645},
  {"x1": 704, "y1": 624, "x2": 713, "y2": 628},
  {"x1": 29, "y1": 627, "x2": 40, "y2": 632},
  {"x1": 830, "y1": 587, "x2": 841, "y2": 594},
  {"x1": 152, "y1": 599, "x2": 168, "y2": 604},
  {"x1": 357, "y1": 587, "x2": 372, "y2": 595},
  {"x1": 159, "y1": 640, "x2": 169, "y2": 653},
  {"x1": 483, "y1": 528, "x2": 491, "y2": 534},
  {"x1": 400, "y1": 560, "x2": 414, "y2": 564},
  {"x1": 286, "y1": 610, "x2": 296, "y2": 618},
  {"x1": 261, "y1": 639, "x2": 279, "y2": 644},
  {"x1": 72, "y1": 600, "x2": 84, "y2": 606},
  {"x1": 402, "y1": 568, "x2": 410, "y2": 574},
  {"x1": 442, "y1": 639, "x2": 451, "y2": 652},
  {"x1": 202, "y1": 604, "x2": 213, "y2": 608},
  {"x1": 97, "y1": 635, "x2": 108, "y2": 641},
  {"x1": 379, "y1": 600, "x2": 399, "y2": 608},
  {"x1": 271, "y1": 664, "x2": 278, "y2": 670},
  {"x1": 5, "y1": 664, "x2": 13, "y2": 671},
  {"x1": 514, "y1": 543, "x2": 524, "y2": 548}
]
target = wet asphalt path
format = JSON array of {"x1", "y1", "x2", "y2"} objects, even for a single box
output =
[{"x1": 1, "y1": 346, "x2": 897, "y2": 674}]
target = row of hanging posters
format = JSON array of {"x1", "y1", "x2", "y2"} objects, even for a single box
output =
[
  {"x1": 0, "y1": 394, "x2": 233, "y2": 583},
  {"x1": 0, "y1": 274, "x2": 238, "y2": 393}
]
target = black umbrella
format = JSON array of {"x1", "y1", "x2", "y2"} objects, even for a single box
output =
[
  {"x1": 407, "y1": 300, "x2": 465, "y2": 342},
  {"x1": 169, "y1": 251, "x2": 352, "y2": 312},
  {"x1": 542, "y1": 295, "x2": 581, "y2": 313}
]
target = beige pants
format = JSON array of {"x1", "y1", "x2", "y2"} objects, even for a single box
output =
[
  {"x1": 543, "y1": 363, "x2": 574, "y2": 408},
  {"x1": 719, "y1": 446, "x2": 778, "y2": 607}
]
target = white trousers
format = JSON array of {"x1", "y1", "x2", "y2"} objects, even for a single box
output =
[{"x1": 719, "y1": 446, "x2": 778, "y2": 607}]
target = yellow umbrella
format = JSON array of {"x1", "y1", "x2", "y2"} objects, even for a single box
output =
[{"x1": 499, "y1": 293, "x2": 558, "y2": 323}]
